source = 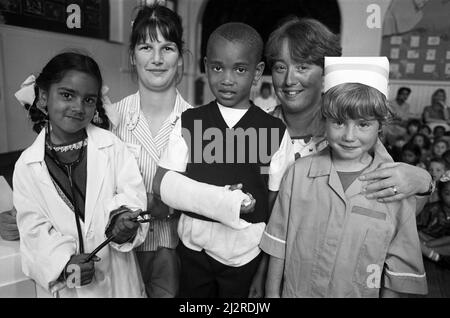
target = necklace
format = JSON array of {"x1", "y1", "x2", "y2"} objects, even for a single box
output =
[
  {"x1": 45, "y1": 123, "x2": 88, "y2": 152},
  {"x1": 46, "y1": 139, "x2": 88, "y2": 152}
]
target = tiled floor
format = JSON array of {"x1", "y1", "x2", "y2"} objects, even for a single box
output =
[{"x1": 423, "y1": 258, "x2": 450, "y2": 298}]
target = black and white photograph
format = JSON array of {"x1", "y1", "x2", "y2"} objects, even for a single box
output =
[{"x1": 0, "y1": 0, "x2": 449, "y2": 308}]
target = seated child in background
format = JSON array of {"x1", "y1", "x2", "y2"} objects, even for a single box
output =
[
  {"x1": 433, "y1": 125, "x2": 446, "y2": 140},
  {"x1": 417, "y1": 171, "x2": 450, "y2": 266},
  {"x1": 406, "y1": 119, "x2": 421, "y2": 142},
  {"x1": 428, "y1": 158, "x2": 447, "y2": 203},
  {"x1": 387, "y1": 135, "x2": 406, "y2": 162},
  {"x1": 409, "y1": 133, "x2": 431, "y2": 163},
  {"x1": 254, "y1": 82, "x2": 277, "y2": 113},
  {"x1": 153, "y1": 22, "x2": 293, "y2": 298},
  {"x1": 419, "y1": 124, "x2": 432, "y2": 140},
  {"x1": 262, "y1": 57, "x2": 427, "y2": 297},
  {"x1": 400, "y1": 143, "x2": 426, "y2": 168},
  {"x1": 430, "y1": 138, "x2": 449, "y2": 160}
]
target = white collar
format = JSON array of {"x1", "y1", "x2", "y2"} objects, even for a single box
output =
[{"x1": 22, "y1": 125, "x2": 114, "y2": 164}]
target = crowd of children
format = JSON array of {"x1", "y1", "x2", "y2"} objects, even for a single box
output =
[
  {"x1": 384, "y1": 96, "x2": 450, "y2": 269},
  {"x1": 386, "y1": 119, "x2": 450, "y2": 184}
]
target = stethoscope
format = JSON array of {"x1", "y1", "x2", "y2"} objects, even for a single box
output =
[
  {"x1": 46, "y1": 123, "x2": 86, "y2": 254},
  {"x1": 46, "y1": 124, "x2": 152, "y2": 261}
]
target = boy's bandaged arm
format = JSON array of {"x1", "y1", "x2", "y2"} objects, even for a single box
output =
[{"x1": 152, "y1": 168, "x2": 251, "y2": 230}]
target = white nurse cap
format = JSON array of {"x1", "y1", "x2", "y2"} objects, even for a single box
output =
[{"x1": 324, "y1": 56, "x2": 389, "y2": 97}]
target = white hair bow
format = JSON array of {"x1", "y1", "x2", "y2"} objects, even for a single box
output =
[
  {"x1": 15, "y1": 75, "x2": 37, "y2": 106},
  {"x1": 15, "y1": 75, "x2": 48, "y2": 115}
]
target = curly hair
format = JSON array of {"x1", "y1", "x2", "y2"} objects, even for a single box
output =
[
  {"x1": 26, "y1": 51, "x2": 109, "y2": 133},
  {"x1": 265, "y1": 17, "x2": 341, "y2": 69}
]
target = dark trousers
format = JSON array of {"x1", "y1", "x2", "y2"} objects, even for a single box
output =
[
  {"x1": 177, "y1": 240, "x2": 261, "y2": 298},
  {"x1": 136, "y1": 247, "x2": 180, "y2": 298}
]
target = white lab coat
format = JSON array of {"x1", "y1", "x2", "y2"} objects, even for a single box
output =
[{"x1": 13, "y1": 125, "x2": 148, "y2": 297}]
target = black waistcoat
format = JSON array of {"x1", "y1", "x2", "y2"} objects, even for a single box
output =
[{"x1": 178, "y1": 101, "x2": 286, "y2": 224}]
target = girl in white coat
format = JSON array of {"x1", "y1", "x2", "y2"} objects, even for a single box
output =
[{"x1": 13, "y1": 52, "x2": 148, "y2": 297}]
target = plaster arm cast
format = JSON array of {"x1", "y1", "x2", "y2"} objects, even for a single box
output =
[{"x1": 152, "y1": 168, "x2": 252, "y2": 230}]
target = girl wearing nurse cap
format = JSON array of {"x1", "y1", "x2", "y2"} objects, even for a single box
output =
[{"x1": 261, "y1": 57, "x2": 428, "y2": 298}]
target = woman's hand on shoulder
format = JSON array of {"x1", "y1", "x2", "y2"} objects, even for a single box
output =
[{"x1": 359, "y1": 162, "x2": 431, "y2": 202}]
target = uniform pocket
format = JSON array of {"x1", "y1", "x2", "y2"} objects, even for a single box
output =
[{"x1": 352, "y1": 227, "x2": 390, "y2": 297}]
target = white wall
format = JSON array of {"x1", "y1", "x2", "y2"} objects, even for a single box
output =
[
  {"x1": 0, "y1": 1, "x2": 140, "y2": 153},
  {"x1": 339, "y1": 0, "x2": 391, "y2": 56},
  {"x1": 339, "y1": 0, "x2": 450, "y2": 115}
]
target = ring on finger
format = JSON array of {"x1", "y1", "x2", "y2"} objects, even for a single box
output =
[{"x1": 392, "y1": 186, "x2": 398, "y2": 195}]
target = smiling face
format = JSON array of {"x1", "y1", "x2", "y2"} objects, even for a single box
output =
[
  {"x1": 40, "y1": 70, "x2": 99, "y2": 144},
  {"x1": 271, "y1": 39, "x2": 323, "y2": 115},
  {"x1": 326, "y1": 118, "x2": 379, "y2": 169},
  {"x1": 132, "y1": 28, "x2": 182, "y2": 92},
  {"x1": 433, "y1": 141, "x2": 448, "y2": 157},
  {"x1": 429, "y1": 161, "x2": 446, "y2": 181},
  {"x1": 204, "y1": 37, "x2": 264, "y2": 109}
]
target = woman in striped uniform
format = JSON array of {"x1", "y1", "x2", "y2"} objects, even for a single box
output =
[{"x1": 110, "y1": 4, "x2": 191, "y2": 298}]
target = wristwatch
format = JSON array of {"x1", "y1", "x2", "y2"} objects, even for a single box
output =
[{"x1": 418, "y1": 179, "x2": 436, "y2": 196}]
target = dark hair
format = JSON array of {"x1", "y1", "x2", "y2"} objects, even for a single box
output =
[
  {"x1": 265, "y1": 17, "x2": 341, "y2": 69},
  {"x1": 322, "y1": 83, "x2": 392, "y2": 125},
  {"x1": 406, "y1": 118, "x2": 421, "y2": 131},
  {"x1": 260, "y1": 82, "x2": 271, "y2": 92},
  {"x1": 431, "y1": 88, "x2": 446, "y2": 102},
  {"x1": 410, "y1": 133, "x2": 431, "y2": 150},
  {"x1": 429, "y1": 157, "x2": 446, "y2": 167},
  {"x1": 433, "y1": 125, "x2": 446, "y2": 136},
  {"x1": 27, "y1": 52, "x2": 108, "y2": 133},
  {"x1": 206, "y1": 22, "x2": 263, "y2": 63},
  {"x1": 401, "y1": 143, "x2": 422, "y2": 165},
  {"x1": 129, "y1": 4, "x2": 184, "y2": 81},
  {"x1": 397, "y1": 87, "x2": 411, "y2": 95}
]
